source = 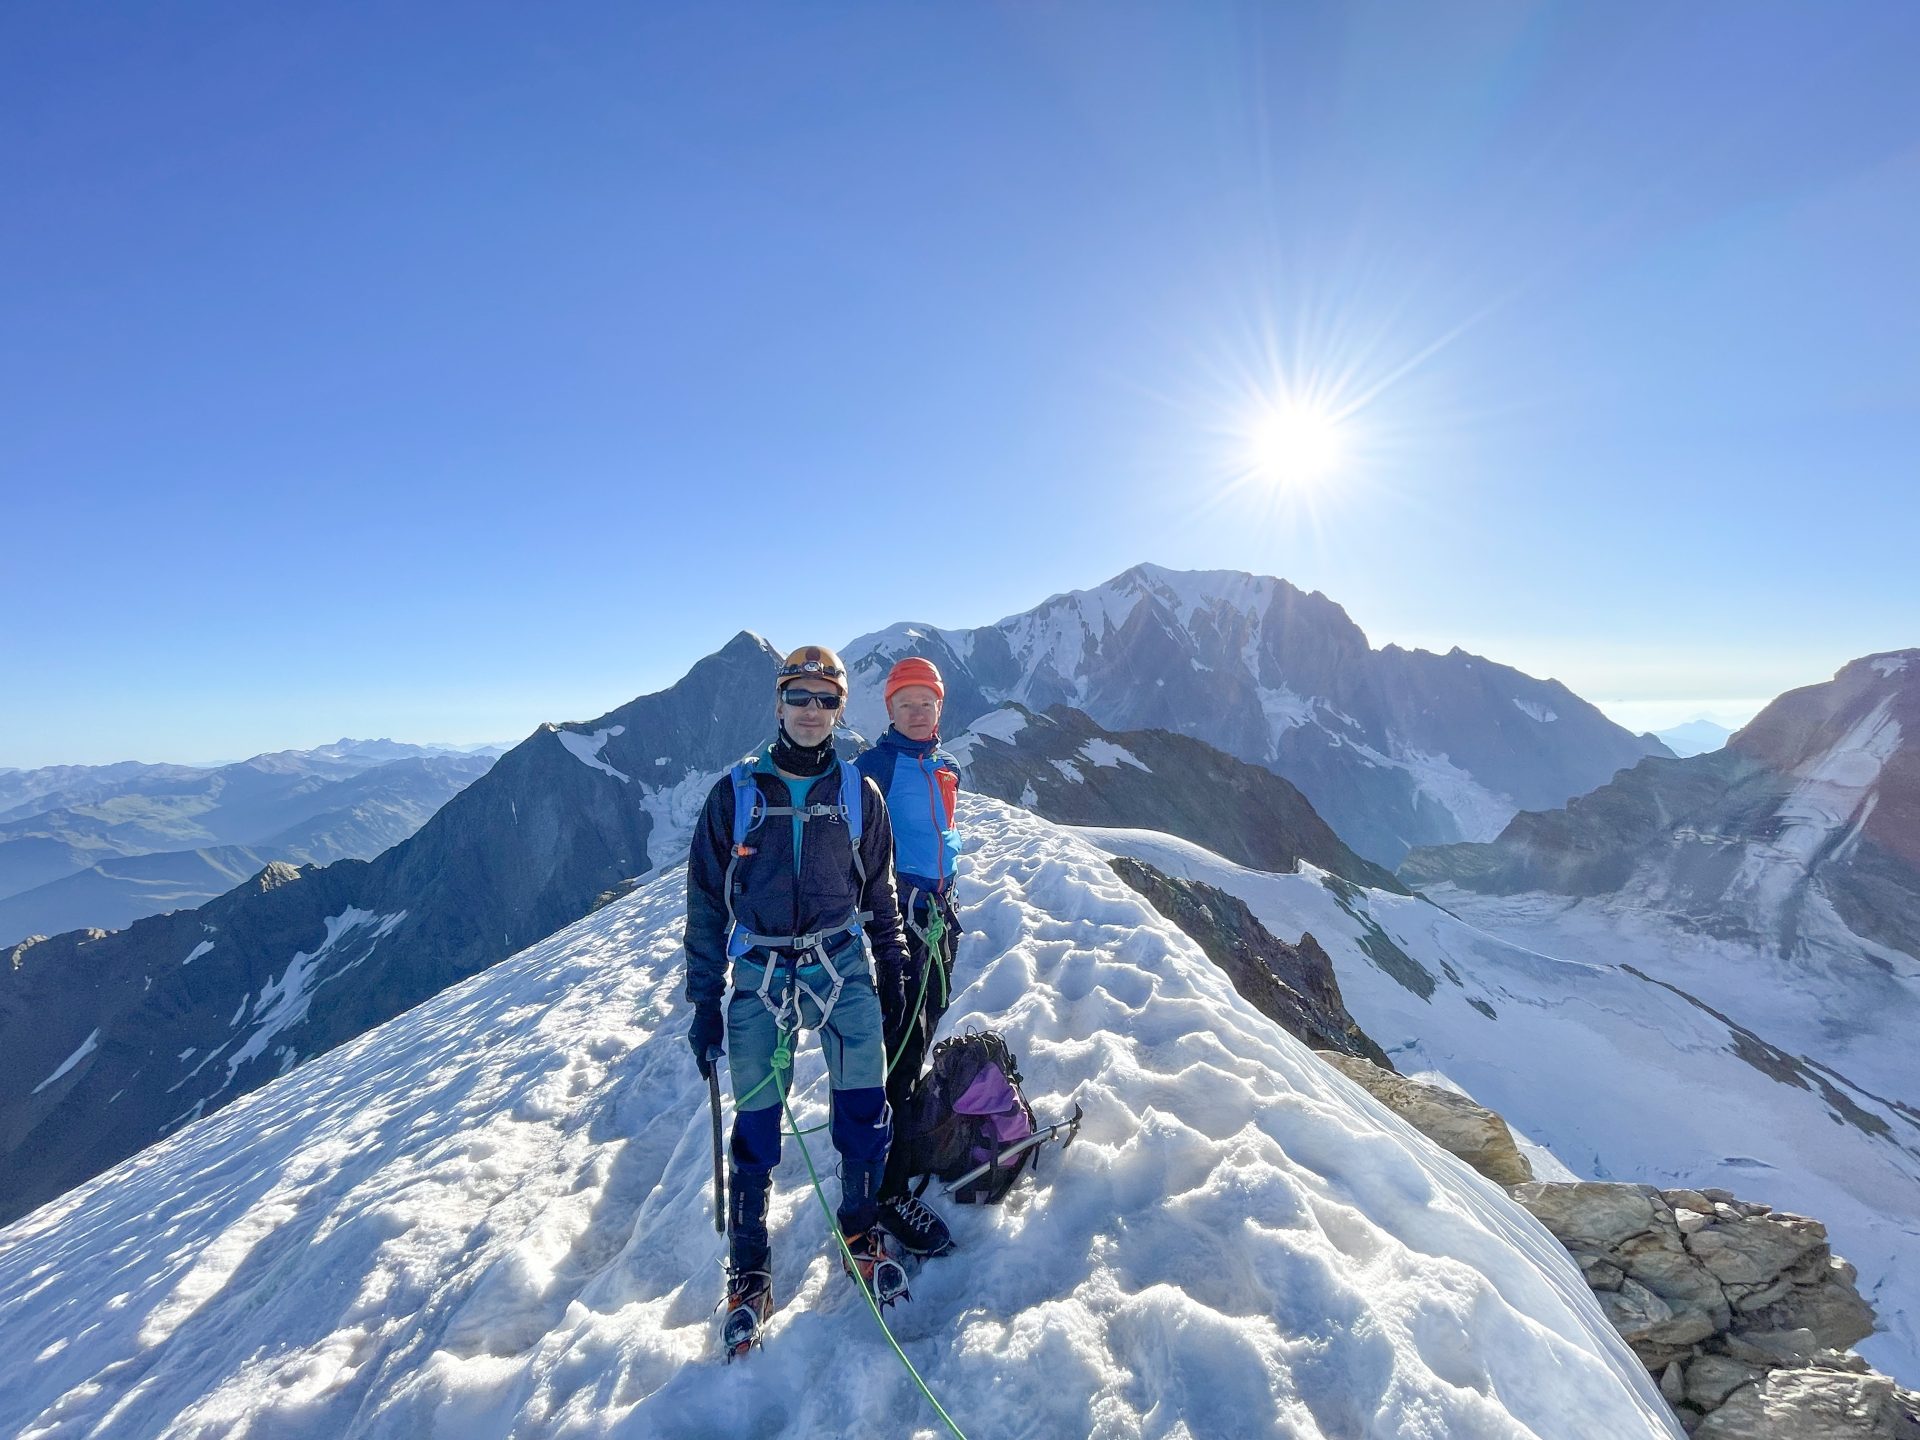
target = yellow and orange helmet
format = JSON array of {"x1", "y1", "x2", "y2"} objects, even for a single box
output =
[{"x1": 776, "y1": 645, "x2": 849, "y2": 696}]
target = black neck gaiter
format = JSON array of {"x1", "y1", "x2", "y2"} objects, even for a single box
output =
[{"x1": 772, "y1": 725, "x2": 837, "y2": 777}]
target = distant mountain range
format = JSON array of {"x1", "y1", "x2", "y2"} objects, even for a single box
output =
[
  {"x1": 7, "y1": 568, "x2": 1881, "y2": 1247},
  {"x1": 842, "y1": 563, "x2": 1666, "y2": 866},
  {"x1": 0, "y1": 640, "x2": 778, "y2": 1224},
  {"x1": 0, "y1": 743, "x2": 502, "y2": 946},
  {"x1": 1398, "y1": 650, "x2": 1920, "y2": 1140}
]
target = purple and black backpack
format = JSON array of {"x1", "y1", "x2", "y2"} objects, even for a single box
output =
[{"x1": 904, "y1": 1031, "x2": 1038, "y2": 1204}]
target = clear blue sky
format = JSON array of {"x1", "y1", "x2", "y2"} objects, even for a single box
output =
[{"x1": 4, "y1": 3, "x2": 1916, "y2": 766}]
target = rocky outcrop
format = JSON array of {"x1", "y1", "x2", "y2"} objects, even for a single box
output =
[
  {"x1": 1510, "y1": 1180, "x2": 1913, "y2": 1436},
  {"x1": 1309, "y1": 1056, "x2": 1918, "y2": 1436},
  {"x1": 1693, "y1": 1369, "x2": 1920, "y2": 1439},
  {"x1": 1108, "y1": 857, "x2": 1391, "y2": 1066},
  {"x1": 1314, "y1": 1051, "x2": 1533, "y2": 1186}
]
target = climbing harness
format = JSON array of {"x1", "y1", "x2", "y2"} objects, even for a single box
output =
[{"x1": 721, "y1": 756, "x2": 875, "y2": 1037}]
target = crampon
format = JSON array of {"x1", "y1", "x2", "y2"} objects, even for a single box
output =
[{"x1": 719, "y1": 1267, "x2": 773, "y2": 1361}]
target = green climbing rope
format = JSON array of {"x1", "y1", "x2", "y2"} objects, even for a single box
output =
[
  {"x1": 772, "y1": 1029, "x2": 968, "y2": 1440},
  {"x1": 730, "y1": 930, "x2": 944, "y2": 1129}
]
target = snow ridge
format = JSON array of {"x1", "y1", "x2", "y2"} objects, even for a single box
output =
[{"x1": 0, "y1": 801, "x2": 1678, "y2": 1439}]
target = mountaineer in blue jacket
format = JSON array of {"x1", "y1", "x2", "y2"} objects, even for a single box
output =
[
  {"x1": 685, "y1": 645, "x2": 913, "y2": 1354},
  {"x1": 854, "y1": 656, "x2": 964, "y2": 1259}
]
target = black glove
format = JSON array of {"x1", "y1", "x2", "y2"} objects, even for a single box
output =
[{"x1": 689, "y1": 1004, "x2": 724, "y2": 1079}]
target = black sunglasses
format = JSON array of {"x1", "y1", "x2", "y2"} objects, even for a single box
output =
[{"x1": 780, "y1": 691, "x2": 843, "y2": 710}]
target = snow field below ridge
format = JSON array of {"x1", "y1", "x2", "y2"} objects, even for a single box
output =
[
  {"x1": 0, "y1": 800, "x2": 1678, "y2": 1439},
  {"x1": 1081, "y1": 827, "x2": 1920, "y2": 1387}
]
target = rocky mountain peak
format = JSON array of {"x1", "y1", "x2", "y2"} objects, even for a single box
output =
[
  {"x1": 844, "y1": 565, "x2": 1660, "y2": 866},
  {"x1": 249, "y1": 861, "x2": 306, "y2": 893}
]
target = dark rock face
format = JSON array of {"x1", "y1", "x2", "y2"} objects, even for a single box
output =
[
  {"x1": 843, "y1": 564, "x2": 1662, "y2": 867},
  {"x1": 1108, "y1": 855, "x2": 1392, "y2": 1067},
  {"x1": 957, "y1": 703, "x2": 1402, "y2": 893},
  {"x1": 1401, "y1": 651, "x2": 1920, "y2": 963},
  {"x1": 0, "y1": 634, "x2": 780, "y2": 1226}
]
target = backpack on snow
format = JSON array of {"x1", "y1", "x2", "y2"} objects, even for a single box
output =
[{"x1": 902, "y1": 1031, "x2": 1040, "y2": 1204}]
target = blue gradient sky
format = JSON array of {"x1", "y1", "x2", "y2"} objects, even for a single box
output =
[{"x1": 4, "y1": 3, "x2": 1916, "y2": 766}]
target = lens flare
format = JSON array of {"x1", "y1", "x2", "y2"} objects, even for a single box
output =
[{"x1": 1244, "y1": 402, "x2": 1347, "y2": 486}]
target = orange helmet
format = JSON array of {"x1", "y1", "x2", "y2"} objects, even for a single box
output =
[
  {"x1": 776, "y1": 645, "x2": 849, "y2": 696},
  {"x1": 884, "y1": 656, "x2": 945, "y2": 704}
]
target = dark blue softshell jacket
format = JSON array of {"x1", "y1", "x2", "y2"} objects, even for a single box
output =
[{"x1": 684, "y1": 754, "x2": 910, "y2": 1010}]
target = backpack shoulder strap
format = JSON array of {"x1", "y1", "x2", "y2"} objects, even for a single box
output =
[
  {"x1": 840, "y1": 760, "x2": 865, "y2": 843},
  {"x1": 729, "y1": 760, "x2": 765, "y2": 852},
  {"x1": 841, "y1": 760, "x2": 869, "y2": 891}
]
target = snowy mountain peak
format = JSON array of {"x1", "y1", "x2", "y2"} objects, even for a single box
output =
[
  {"x1": 846, "y1": 564, "x2": 1661, "y2": 865},
  {"x1": 1407, "y1": 644, "x2": 1920, "y2": 961},
  {"x1": 1654, "y1": 719, "x2": 1734, "y2": 758}
]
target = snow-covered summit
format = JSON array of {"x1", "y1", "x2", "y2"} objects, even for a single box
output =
[
  {"x1": 0, "y1": 801, "x2": 1679, "y2": 1438},
  {"x1": 841, "y1": 564, "x2": 1663, "y2": 867}
]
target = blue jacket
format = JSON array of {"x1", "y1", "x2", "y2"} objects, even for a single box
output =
[
  {"x1": 854, "y1": 727, "x2": 962, "y2": 897},
  {"x1": 684, "y1": 744, "x2": 909, "y2": 1010}
]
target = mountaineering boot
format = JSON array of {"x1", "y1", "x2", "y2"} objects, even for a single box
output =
[
  {"x1": 878, "y1": 1193, "x2": 954, "y2": 1258},
  {"x1": 720, "y1": 1169, "x2": 774, "y2": 1358},
  {"x1": 841, "y1": 1226, "x2": 911, "y2": 1308},
  {"x1": 728, "y1": 1168, "x2": 772, "y2": 1272},
  {"x1": 835, "y1": 1127, "x2": 906, "y2": 1302},
  {"x1": 721, "y1": 1264, "x2": 774, "y2": 1361}
]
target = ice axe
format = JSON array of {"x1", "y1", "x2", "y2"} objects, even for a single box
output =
[
  {"x1": 706, "y1": 1050, "x2": 726, "y2": 1234},
  {"x1": 940, "y1": 1103, "x2": 1085, "y2": 1200}
]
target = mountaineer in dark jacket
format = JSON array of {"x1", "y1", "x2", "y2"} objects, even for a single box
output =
[
  {"x1": 685, "y1": 644, "x2": 913, "y2": 1352},
  {"x1": 854, "y1": 656, "x2": 964, "y2": 1259}
]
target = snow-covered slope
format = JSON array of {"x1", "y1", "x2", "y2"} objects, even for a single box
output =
[
  {"x1": 1084, "y1": 828, "x2": 1920, "y2": 1386},
  {"x1": 0, "y1": 801, "x2": 1679, "y2": 1439}
]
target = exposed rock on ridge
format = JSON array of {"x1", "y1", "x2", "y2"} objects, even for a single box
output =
[
  {"x1": 1311, "y1": 1055, "x2": 1918, "y2": 1437},
  {"x1": 1107, "y1": 855, "x2": 1392, "y2": 1066},
  {"x1": 1315, "y1": 1050, "x2": 1534, "y2": 1186}
]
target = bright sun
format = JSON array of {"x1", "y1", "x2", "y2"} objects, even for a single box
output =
[{"x1": 1244, "y1": 402, "x2": 1347, "y2": 486}]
